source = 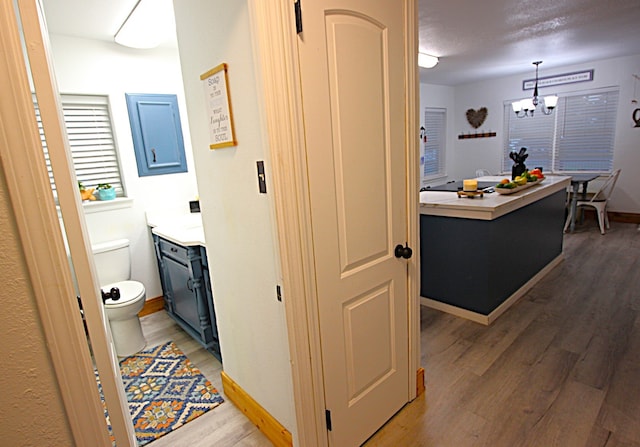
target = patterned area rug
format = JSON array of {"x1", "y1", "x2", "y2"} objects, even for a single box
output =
[{"x1": 97, "y1": 341, "x2": 224, "y2": 446}]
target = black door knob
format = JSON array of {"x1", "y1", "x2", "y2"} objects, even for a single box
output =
[{"x1": 394, "y1": 243, "x2": 413, "y2": 259}]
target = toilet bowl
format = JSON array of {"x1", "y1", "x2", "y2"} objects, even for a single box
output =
[
  {"x1": 102, "y1": 280, "x2": 146, "y2": 357},
  {"x1": 92, "y1": 239, "x2": 147, "y2": 357}
]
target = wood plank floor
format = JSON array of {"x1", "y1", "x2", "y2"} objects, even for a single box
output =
[
  {"x1": 139, "y1": 221, "x2": 640, "y2": 447},
  {"x1": 138, "y1": 311, "x2": 272, "y2": 447},
  {"x1": 365, "y1": 221, "x2": 640, "y2": 447}
]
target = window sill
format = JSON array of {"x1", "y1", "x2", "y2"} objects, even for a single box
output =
[{"x1": 82, "y1": 197, "x2": 133, "y2": 214}]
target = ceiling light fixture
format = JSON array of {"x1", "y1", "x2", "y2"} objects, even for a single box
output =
[
  {"x1": 114, "y1": 0, "x2": 175, "y2": 49},
  {"x1": 418, "y1": 53, "x2": 439, "y2": 69},
  {"x1": 512, "y1": 61, "x2": 558, "y2": 118}
]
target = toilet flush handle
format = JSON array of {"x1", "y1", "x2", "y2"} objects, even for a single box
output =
[{"x1": 101, "y1": 287, "x2": 121, "y2": 303}]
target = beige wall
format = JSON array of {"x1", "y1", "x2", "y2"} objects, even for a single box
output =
[{"x1": 0, "y1": 168, "x2": 74, "y2": 445}]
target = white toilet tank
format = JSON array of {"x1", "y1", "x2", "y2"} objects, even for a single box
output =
[{"x1": 91, "y1": 239, "x2": 131, "y2": 286}]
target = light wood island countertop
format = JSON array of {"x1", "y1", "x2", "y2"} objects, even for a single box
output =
[{"x1": 420, "y1": 175, "x2": 571, "y2": 220}]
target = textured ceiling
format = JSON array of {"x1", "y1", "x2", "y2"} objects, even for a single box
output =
[{"x1": 41, "y1": 0, "x2": 640, "y2": 86}]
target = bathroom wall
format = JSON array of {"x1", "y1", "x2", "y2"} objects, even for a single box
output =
[
  {"x1": 421, "y1": 54, "x2": 640, "y2": 214},
  {"x1": 48, "y1": 34, "x2": 199, "y2": 298},
  {"x1": 173, "y1": 0, "x2": 297, "y2": 440}
]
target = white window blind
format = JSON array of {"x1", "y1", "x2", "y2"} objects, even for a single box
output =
[
  {"x1": 422, "y1": 108, "x2": 446, "y2": 181},
  {"x1": 504, "y1": 88, "x2": 619, "y2": 174},
  {"x1": 35, "y1": 94, "x2": 124, "y2": 197},
  {"x1": 554, "y1": 91, "x2": 618, "y2": 172},
  {"x1": 503, "y1": 103, "x2": 555, "y2": 173}
]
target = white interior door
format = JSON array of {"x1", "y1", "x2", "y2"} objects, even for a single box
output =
[{"x1": 297, "y1": 1, "x2": 411, "y2": 445}]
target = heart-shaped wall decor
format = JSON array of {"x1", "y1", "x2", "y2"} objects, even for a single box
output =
[{"x1": 466, "y1": 107, "x2": 488, "y2": 129}]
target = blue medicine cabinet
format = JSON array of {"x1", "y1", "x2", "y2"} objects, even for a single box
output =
[{"x1": 125, "y1": 93, "x2": 188, "y2": 177}]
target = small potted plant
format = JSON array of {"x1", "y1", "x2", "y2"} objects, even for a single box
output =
[
  {"x1": 78, "y1": 180, "x2": 96, "y2": 201},
  {"x1": 95, "y1": 183, "x2": 116, "y2": 201}
]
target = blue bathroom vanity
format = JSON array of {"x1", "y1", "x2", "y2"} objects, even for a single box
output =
[{"x1": 149, "y1": 215, "x2": 221, "y2": 361}]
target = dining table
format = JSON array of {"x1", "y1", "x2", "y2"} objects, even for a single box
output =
[{"x1": 567, "y1": 173, "x2": 599, "y2": 232}]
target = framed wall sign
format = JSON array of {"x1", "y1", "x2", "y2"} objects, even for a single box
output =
[
  {"x1": 523, "y1": 69, "x2": 594, "y2": 90},
  {"x1": 200, "y1": 63, "x2": 237, "y2": 149}
]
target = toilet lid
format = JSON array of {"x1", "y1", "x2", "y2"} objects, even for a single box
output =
[{"x1": 102, "y1": 280, "x2": 145, "y2": 307}]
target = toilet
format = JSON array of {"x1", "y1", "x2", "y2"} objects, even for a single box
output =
[{"x1": 92, "y1": 239, "x2": 146, "y2": 357}]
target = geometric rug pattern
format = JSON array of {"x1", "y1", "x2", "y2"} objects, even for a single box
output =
[{"x1": 97, "y1": 341, "x2": 224, "y2": 446}]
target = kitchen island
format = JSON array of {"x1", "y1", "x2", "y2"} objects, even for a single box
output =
[{"x1": 419, "y1": 175, "x2": 571, "y2": 324}]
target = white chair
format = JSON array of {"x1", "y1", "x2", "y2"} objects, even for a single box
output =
[
  {"x1": 564, "y1": 169, "x2": 621, "y2": 235},
  {"x1": 475, "y1": 169, "x2": 492, "y2": 177}
]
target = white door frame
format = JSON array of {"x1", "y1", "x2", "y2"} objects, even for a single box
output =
[
  {"x1": 249, "y1": 1, "x2": 420, "y2": 444},
  {"x1": 0, "y1": 1, "x2": 135, "y2": 445}
]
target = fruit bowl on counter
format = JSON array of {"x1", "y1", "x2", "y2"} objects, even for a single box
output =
[{"x1": 495, "y1": 169, "x2": 545, "y2": 195}]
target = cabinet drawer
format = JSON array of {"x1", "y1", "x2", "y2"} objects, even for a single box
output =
[{"x1": 159, "y1": 238, "x2": 188, "y2": 263}]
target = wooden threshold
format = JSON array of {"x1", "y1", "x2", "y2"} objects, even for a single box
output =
[
  {"x1": 221, "y1": 371, "x2": 293, "y2": 447},
  {"x1": 138, "y1": 296, "x2": 164, "y2": 317}
]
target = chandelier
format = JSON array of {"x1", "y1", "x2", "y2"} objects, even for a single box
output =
[{"x1": 512, "y1": 61, "x2": 558, "y2": 118}]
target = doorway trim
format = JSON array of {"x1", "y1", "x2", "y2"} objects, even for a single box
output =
[
  {"x1": 1, "y1": 1, "x2": 135, "y2": 445},
  {"x1": 0, "y1": 2, "x2": 110, "y2": 445},
  {"x1": 249, "y1": 1, "x2": 420, "y2": 444},
  {"x1": 249, "y1": 2, "x2": 327, "y2": 445}
]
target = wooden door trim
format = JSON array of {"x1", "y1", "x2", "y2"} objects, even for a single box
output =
[
  {"x1": 249, "y1": 2, "x2": 327, "y2": 446},
  {"x1": 404, "y1": 0, "x2": 421, "y2": 401},
  {"x1": 250, "y1": 0, "x2": 420, "y2": 444},
  {"x1": 0, "y1": 2, "x2": 114, "y2": 445},
  {"x1": 5, "y1": 1, "x2": 136, "y2": 445}
]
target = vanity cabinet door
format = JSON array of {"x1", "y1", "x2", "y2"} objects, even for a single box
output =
[
  {"x1": 151, "y1": 233, "x2": 221, "y2": 362},
  {"x1": 164, "y1": 256, "x2": 200, "y2": 332}
]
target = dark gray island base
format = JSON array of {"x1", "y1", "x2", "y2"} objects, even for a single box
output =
[{"x1": 419, "y1": 176, "x2": 571, "y2": 325}]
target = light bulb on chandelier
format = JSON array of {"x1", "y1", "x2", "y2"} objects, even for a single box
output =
[{"x1": 512, "y1": 61, "x2": 558, "y2": 118}]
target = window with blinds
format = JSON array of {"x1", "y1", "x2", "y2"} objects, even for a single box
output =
[
  {"x1": 422, "y1": 108, "x2": 446, "y2": 182},
  {"x1": 35, "y1": 94, "x2": 125, "y2": 198},
  {"x1": 503, "y1": 88, "x2": 619, "y2": 174}
]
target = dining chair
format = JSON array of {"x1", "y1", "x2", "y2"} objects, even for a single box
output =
[
  {"x1": 475, "y1": 169, "x2": 492, "y2": 177},
  {"x1": 563, "y1": 169, "x2": 621, "y2": 234}
]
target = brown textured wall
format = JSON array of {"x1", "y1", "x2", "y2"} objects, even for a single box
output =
[{"x1": 0, "y1": 166, "x2": 74, "y2": 445}]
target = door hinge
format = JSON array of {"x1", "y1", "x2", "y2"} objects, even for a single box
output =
[
  {"x1": 276, "y1": 285, "x2": 282, "y2": 302},
  {"x1": 325, "y1": 409, "x2": 332, "y2": 431},
  {"x1": 294, "y1": 0, "x2": 303, "y2": 34}
]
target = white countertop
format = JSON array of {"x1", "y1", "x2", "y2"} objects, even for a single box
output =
[
  {"x1": 147, "y1": 213, "x2": 206, "y2": 246},
  {"x1": 420, "y1": 175, "x2": 571, "y2": 220}
]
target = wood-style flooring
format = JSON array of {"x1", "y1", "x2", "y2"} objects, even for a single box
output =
[
  {"x1": 140, "y1": 221, "x2": 640, "y2": 447},
  {"x1": 139, "y1": 311, "x2": 272, "y2": 447},
  {"x1": 365, "y1": 221, "x2": 640, "y2": 447}
]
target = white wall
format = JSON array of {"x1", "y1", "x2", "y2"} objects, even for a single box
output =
[
  {"x1": 49, "y1": 35, "x2": 199, "y2": 298},
  {"x1": 172, "y1": 0, "x2": 296, "y2": 440},
  {"x1": 421, "y1": 54, "x2": 640, "y2": 213}
]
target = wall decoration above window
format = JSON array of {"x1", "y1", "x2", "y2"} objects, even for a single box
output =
[{"x1": 523, "y1": 68, "x2": 594, "y2": 90}]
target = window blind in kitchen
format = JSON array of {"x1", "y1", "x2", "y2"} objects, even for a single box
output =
[
  {"x1": 503, "y1": 87, "x2": 619, "y2": 174},
  {"x1": 422, "y1": 107, "x2": 446, "y2": 182}
]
